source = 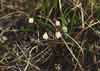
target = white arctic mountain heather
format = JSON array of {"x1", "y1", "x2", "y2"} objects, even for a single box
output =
[
  {"x1": 55, "y1": 20, "x2": 61, "y2": 26},
  {"x1": 55, "y1": 31, "x2": 62, "y2": 39},
  {"x1": 43, "y1": 32, "x2": 49, "y2": 40},
  {"x1": 28, "y1": 17, "x2": 34, "y2": 23}
]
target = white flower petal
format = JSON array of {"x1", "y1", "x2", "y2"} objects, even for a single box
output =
[
  {"x1": 55, "y1": 31, "x2": 62, "y2": 39},
  {"x1": 43, "y1": 32, "x2": 49, "y2": 40},
  {"x1": 28, "y1": 18, "x2": 34, "y2": 23},
  {"x1": 55, "y1": 20, "x2": 61, "y2": 26},
  {"x1": 2, "y1": 36, "x2": 8, "y2": 41}
]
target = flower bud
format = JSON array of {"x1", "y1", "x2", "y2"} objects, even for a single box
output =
[{"x1": 62, "y1": 26, "x2": 68, "y2": 32}]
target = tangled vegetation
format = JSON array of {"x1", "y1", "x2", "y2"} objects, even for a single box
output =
[{"x1": 0, "y1": 0, "x2": 100, "y2": 71}]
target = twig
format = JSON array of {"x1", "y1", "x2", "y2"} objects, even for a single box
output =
[
  {"x1": 80, "y1": 4, "x2": 85, "y2": 28},
  {"x1": 61, "y1": 37, "x2": 84, "y2": 71}
]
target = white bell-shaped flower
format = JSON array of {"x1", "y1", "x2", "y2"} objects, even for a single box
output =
[
  {"x1": 28, "y1": 17, "x2": 34, "y2": 23},
  {"x1": 0, "y1": 27, "x2": 3, "y2": 30},
  {"x1": 43, "y1": 32, "x2": 49, "y2": 40},
  {"x1": 55, "y1": 20, "x2": 61, "y2": 26},
  {"x1": 0, "y1": 36, "x2": 8, "y2": 43},
  {"x1": 55, "y1": 31, "x2": 62, "y2": 39},
  {"x1": 2, "y1": 36, "x2": 8, "y2": 41}
]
